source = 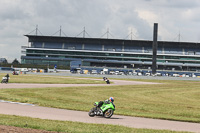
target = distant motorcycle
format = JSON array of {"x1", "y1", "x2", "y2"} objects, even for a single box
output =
[
  {"x1": 103, "y1": 77, "x2": 110, "y2": 84},
  {"x1": 1, "y1": 77, "x2": 8, "y2": 84},
  {"x1": 88, "y1": 101, "x2": 115, "y2": 118},
  {"x1": 12, "y1": 71, "x2": 19, "y2": 75}
]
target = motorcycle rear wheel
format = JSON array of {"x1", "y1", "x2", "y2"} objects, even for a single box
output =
[{"x1": 104, "y1": 109, "x2": 113, "y2": 118}]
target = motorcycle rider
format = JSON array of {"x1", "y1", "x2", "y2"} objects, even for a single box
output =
[
  {"x1": 96, "y1": 97, "x2": 115, "y2": 115},
  {"x1": 5, "y1": 74, "x2": 9, "y2": 83},
  {"x1": 103, "y1": 77, "x2": 110, "y2": 84}
]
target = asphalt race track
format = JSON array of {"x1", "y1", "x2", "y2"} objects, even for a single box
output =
[{"x1": 0, "y1": 79, "x2": 200, "y2": 132}]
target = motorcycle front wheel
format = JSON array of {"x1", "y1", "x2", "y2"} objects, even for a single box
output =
[
  {"x1": 104, "y1": 109, "x2": 113, "y2": 118},
  {"x1": 88, "y1": 107, "x2": 96, "y2": 117}
]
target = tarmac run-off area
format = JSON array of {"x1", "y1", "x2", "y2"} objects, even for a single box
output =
[{"x1": 0, "y1": 78, "x2": 200, "y2": 133}]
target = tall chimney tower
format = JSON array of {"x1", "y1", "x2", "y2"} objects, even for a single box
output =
[{"x1": 152, "y1": 23, "x2": 158, "y2": 75}]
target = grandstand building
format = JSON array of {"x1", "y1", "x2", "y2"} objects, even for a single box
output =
[{"x1": 21, "y1": 35, "x2": 200, "y2": 73}]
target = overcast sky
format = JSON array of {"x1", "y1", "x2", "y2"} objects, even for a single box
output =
[{"x1": 1, "y1": 0, "x2": 200, "y2": 62}]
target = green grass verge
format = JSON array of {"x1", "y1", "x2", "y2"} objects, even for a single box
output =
[
  {"x1": 0, "y1": 73, "x2": 105, "y2": 84},
  {"x1": 0, "y1": 77, "x2": 199, "y2": 123},
  {"x1": 0, "y1": 114, "x2": 189, "y2": 133}
]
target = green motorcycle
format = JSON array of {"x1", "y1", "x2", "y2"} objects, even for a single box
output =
[{"x1": 88, "y1": 101, "x2": 115, "y2": 118}]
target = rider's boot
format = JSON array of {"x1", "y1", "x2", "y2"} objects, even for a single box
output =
[
  {"x1": 97, "y1": 108, "x2": 103, "y2": 115},
  {"x1": 94, "y1": 107, "x2": 99, "y2": 114},
  {"x1": 99, "y1": 109, "x2": 103, "y2": 115}
]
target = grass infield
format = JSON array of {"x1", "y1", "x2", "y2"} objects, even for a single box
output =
[
  {"x1": 0, "y1": 73, "x2": 199, "y2": 132},
  {"x1": 0, "y1": 74, "x2": 199, "y2": 123}
]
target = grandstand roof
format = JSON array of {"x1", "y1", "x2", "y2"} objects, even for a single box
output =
[{"x1": 25, "y1": 35, "x2": 200, "y2": 48}]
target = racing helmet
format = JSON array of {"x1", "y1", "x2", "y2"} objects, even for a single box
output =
[{"x1": 109, "y1": 97, "x2": 114, "y2": 102}]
